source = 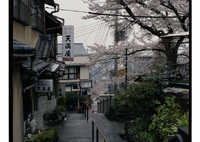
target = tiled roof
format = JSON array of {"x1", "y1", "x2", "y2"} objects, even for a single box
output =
[
  {"x1": 74, "y1": 43, "x2": 88, "y2": 56},
  {"x1": 13, "y1": 39, "x2": 36, "y2": 54},
  {"x1": 35, "y1": 35, "x2": 52, "y2": 59},
  {"x1": 21, "y1": 59, "x2": 50, "y2": 76},
  {"x1": 54, "y1": 60, "x2": 65, "y2": 77}
]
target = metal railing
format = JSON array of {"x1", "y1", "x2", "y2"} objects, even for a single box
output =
[
  {"x1": 92, "y1": 120, "x2": 108, "y2": 142},
  {"x1": 97, "y1": 96, "x2": 112, "y2": 113},
  {"x1": 80, "y1": 101, "x2": 90, "y2": 121}
]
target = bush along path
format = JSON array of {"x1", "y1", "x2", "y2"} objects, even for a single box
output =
[{"x1": 111, "y1": 78, "x2": 189, "y2": 142}]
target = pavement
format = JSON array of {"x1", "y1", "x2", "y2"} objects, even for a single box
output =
[{"x1": 58, "y1": 101, "x2": 127, "y2": 142}]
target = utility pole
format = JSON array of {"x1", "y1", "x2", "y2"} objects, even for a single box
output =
[
  {"x1": 114, "y1": 10, "x2": 118, "y2": 95},
  {"x1": 125, "y1": 47, "x2": 128, "y2": 91}
]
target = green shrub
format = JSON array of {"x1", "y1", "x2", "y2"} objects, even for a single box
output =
[
  {"x1": 57, "y1": 96, "x2": 66, "y2": 105},
  {"x1": 34, "y1": 127, "x2": 58, "y2": 142},
  {"x1": 113, "y1": 78, "x2": 160, "y2": 121},
  {"x1": 43, "y1": 105, "x2": 66, "y2": 120},
  {"x1": 149, "y1": 96, "x2": 183, "y2": 141},
  {"x1": 65, "y1": 92, "x2": 77, "y2": 106},
  {"x1": 79, "y1": 96, "x2": 87, "y2": 102}
]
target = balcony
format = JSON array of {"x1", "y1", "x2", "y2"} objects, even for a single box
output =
[
  {"x1": 13, "y1": 0, "x2": 30, "y2": 25},
  {"x1": 31, "y1": 14, "x2": 45, "y2": 33}
]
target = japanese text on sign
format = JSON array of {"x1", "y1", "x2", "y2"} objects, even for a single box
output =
[
  {"x1": 35, "y1": 79, "x2": 53, "y2": 92},
  {"x1": 62, "y1": 25, "x2": 74, "y2": 61}
]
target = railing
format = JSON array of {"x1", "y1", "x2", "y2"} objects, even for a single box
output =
[
  {"x1": 97, "y1": 96, "x2": 113, "y2": 113},
  {"x1": 80, "y1": 101, "x2": 91, "y2": 121},
  {"x1": 92, "y1": 120, "x2": 108, "y2": 142}
]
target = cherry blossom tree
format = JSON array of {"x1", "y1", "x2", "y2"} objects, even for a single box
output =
[
  {"x1": 83, "y1": 0, "x2": 189, "y2": 94},
  {"x1": 82, "y1": 0, "x2": 189, "y2": 65}
]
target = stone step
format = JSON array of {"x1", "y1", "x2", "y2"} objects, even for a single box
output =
[{"x1": 59, "y1": 113, "x2": 127, "y2": 142}]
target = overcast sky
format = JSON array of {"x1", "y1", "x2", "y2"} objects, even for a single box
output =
[{"x1": 49, "y1": 0, "x2": 114, "y2": 49}]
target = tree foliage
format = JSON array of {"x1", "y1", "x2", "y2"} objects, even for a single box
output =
[{"x1": 84, "y1": 0, "x2": 189, "y2": 96}]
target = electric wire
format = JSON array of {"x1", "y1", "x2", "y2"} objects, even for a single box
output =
[
  {"x1": 94, "y1": 22, "x2": 103, "y2": 44},
  {"x1": 74, "y1": 24, "x2": 108, "y2": 38},
  {"x1": 98, "y1": 26, "x2": 108, "y2": 45},
  {"x1": 83, "y1": 21, "x2": 99, "y2": 44},
  {"x1": 45, "y1": 7, "x2": 188, "y2": 18},
  {"x1": 75, "y1": 23, "x2": 108, "y2": 37}
]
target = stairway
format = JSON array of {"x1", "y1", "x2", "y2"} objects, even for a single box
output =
[{"x1": 58, "y1": 113, "x2": 127, "y2": 142}]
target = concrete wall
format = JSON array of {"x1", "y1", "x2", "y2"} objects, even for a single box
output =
[
  {"x1": 13, "y1": 21, "x2": 40, "y2": 46},
  {"x1": 13, "y1": 64, "x2": 24, "y2": 142},
  {"x1": 80, "y1": 66, "x2": 89, "y2": 80},
  {"x1": 57, "y1": 56, "x2": 89, "y2": 64}
]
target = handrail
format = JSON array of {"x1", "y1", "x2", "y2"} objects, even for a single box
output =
[
  {"x1": 92, "y1": 120, "x2": 108, "y2": 142},
  {"x1": 80, "y1": 101, "x2": 89, "y2": 121}
]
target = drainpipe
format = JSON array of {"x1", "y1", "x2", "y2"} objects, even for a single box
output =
[{"x1": 50, "y1": 3, "x2": 65, "y2": 25}]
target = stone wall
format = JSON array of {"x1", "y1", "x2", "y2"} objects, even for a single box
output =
[
  {"x1": 38, "y1": 95, "x2": 57, "y2": 113},
  {"x1": 34, "y1": 110, "x2": 44, "y2": 130},
  {"x1": 34, "y1": 95, "x2": 57, "y2": 130}
]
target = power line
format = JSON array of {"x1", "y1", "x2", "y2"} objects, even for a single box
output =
[
  {"x1": 75, "y1": 22, "x2": 108, "y2": 34},
  {"x1": 84, "y1": 22, "x2": 99, "y2": 44},
  {"x1": 74, "y1": 25, "x2": 108, "y2": 38},
  {"x1": 45, "y1": 7, "x2": 187, "y2": 18},
  {"x1": 75, "y1": 24, "x2": 108, "y2": 38},
  {"x1": 75, "y1": 21, "x2": 105, "y2": 30}
]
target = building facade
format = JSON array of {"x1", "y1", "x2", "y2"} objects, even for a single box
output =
[
  {"x1": 12, "y1": 0, "x2": 64, "y2": 141},
  {"x1": 57, "y1": 43, "x2": 91, "y2": 103}
]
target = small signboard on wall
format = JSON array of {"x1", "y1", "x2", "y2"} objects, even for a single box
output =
[
  {"x1": 81, "y1": 81, "x2": 92, "y2": 88},
  {"x1": 35, "y1": 79, "x2": 53, "y2": 92}
]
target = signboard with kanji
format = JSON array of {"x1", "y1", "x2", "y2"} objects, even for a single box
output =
[
  {"x1": 62, "y1": 25, "x2": 74, "y2": 61},
  {"x1": 35, "y1": 79, "x2": 53, "y2": 92}
]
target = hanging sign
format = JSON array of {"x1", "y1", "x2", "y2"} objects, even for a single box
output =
[
  {"x1": 35, "y1": 79, "x2": 53, "y2": 92},
  {"x1": 62, "y1": 25, "x2": 74, "y2": 61}
]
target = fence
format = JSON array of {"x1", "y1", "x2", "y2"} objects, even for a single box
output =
[
  {"x1": 79, "y1": 101, "x2": 91, "y2": 121},
  {"x1": 97, "y1": 96, "x2": 113, "y2": 113}
]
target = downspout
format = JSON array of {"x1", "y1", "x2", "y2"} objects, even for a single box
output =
[{"x1": 51, "y1": 3, "x2": 65, "y2": 25}]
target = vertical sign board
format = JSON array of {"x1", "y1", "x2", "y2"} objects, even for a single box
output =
[{"x1": 62, "y1": 25, "x2": 74, "y2": 61}]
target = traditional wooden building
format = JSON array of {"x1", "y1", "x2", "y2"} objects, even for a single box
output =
[{"x1": 12, "y1": 0, "x2": 64, "y2": 141}]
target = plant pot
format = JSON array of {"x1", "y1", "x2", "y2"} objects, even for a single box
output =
[{"x1": 60, "y1": 112, "x2": 66, "y2": 117}]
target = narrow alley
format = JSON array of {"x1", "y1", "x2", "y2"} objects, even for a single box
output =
[{"x1": 58, "y1": 101, "x2": 127, "y2": 142}]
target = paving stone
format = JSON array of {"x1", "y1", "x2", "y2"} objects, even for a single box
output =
[{"x1": 58, "y1": 113, "x2": 127, "y2": 142}]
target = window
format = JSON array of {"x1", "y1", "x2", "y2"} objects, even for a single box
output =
[
  {"x1": 13, "y1": 0, "x2": 31, "y2": 25},
  {"x1": 31, "y1": 0, "x2": 45, "y2": 33},
  {"x1": 63, "y1": 67, "x2": 80, "y2": 80}
]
